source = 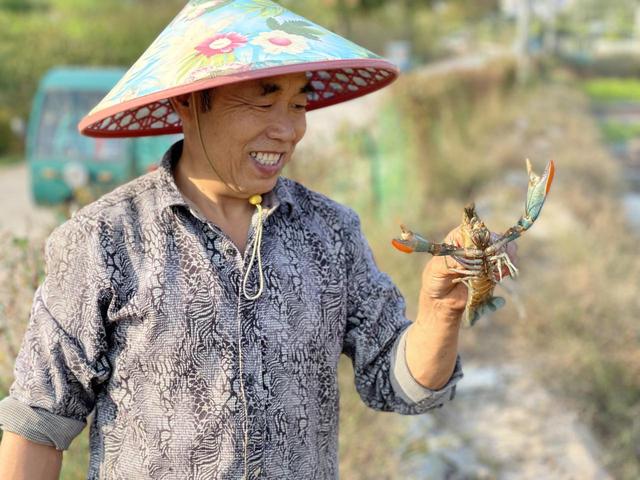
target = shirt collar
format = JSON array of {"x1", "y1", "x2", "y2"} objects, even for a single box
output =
[{"x1": 155, "y1": 139, "x2": 296, "y2": 217}]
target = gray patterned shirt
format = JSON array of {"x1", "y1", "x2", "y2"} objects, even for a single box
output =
[{"x1": 0, "y1": 141, "x2": 462, "y2": 479}]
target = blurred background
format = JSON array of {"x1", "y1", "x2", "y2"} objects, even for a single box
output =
[{"x1": 1, "y1": 0, "x2": 639, "y2": 478}]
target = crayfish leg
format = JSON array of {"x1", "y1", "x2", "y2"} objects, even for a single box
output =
[
  {"x1": 449, "y1": 268, "x2": 482, "y2": 277},
  {"x1": 490, "y1": 252, "x2": 519, "y2": 281},
  {"x1": 452, "y1": 255, "x2": 483, "y2": 268}
]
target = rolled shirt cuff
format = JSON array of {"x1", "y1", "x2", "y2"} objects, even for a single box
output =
[
  {"x1": 389, "y1": 326, "x2": 463, "y2": 404},
  {"x1": 0, "y1": 397, "x2": 86, "y2": 450}
]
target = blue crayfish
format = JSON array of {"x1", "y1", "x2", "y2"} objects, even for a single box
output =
[{"x1": 392, "y1": 159, "x2": 555, "y2": 327}]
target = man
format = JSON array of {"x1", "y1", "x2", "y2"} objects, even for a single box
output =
[{"x1": 0, "y1": 1, "x2": 510, "y2": 478}]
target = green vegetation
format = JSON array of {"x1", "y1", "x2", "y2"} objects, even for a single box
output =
[
  {"x1": 61, "y1": 428, "x2": 90, "y2": 478},
  {"x1": 0, "y1": 0, "x2": 508, "y2": 155},
  {"x1": 0, "y1": 1, "x2": 185, "y2": 137},
  {"x1": 295, "y1": 68, "x2": 639, "y2": 478},
  {"x1": 599, "y1": 121, "x2": 640, "y2": 143},
  {"x1": 557, "y1": 0, "x2": 639, "y2": 40},
  {"x1": 584, "y1": 78, "x2": 640, "y2": 146},
  {"x1": 395, "y1": 75, "x2": 640, "y2": 480},
  {"x1": 0, "y1": 155, "x2": 22, "y2": 167},
  {"x1": 584, "y1": 78, "x2": 640, "y2": 103},
  {"x1": 567, "y1": 54, "x2": 640, "y2": 78}
]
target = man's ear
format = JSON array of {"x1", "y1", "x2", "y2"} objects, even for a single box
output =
[{"x1": 169, "y1": 94, "x2": 192, "y2": 121}]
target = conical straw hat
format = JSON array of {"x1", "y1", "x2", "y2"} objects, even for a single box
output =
[{"x1": 79, "y1": 0, "x2": 398, "y2": 138}]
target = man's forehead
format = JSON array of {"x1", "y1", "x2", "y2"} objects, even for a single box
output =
[{"x1": 233, "y1": 73, "x2": 310, "y2": 96}]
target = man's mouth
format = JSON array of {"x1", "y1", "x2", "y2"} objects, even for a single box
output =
[{"x1": 250, "y1": 151, "x2": 284, "y2": 166}]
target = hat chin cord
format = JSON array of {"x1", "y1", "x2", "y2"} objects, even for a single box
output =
[
  {"x1": 191, "y1": 93, "x2": 265, "y2": 301},
  {"x1": 192, "y1": 94, "x2": 263, "y2": 479}
]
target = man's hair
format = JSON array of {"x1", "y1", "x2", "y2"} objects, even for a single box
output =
[{"x1": 200, "y1": 89, "x2": 213, "y2": 113}]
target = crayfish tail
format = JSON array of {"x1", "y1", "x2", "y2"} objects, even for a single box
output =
[{"x1": 463, "y1": 296, "x2": 507, "y2": 328}]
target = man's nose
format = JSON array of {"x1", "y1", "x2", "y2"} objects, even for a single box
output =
[{"x1": 266, "y1": 110, "x2": 301, "y2": 142}]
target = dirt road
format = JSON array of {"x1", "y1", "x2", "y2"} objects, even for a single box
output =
[
  {"x1": 0, "y1": 163, "x2": 57, "y2": 238},
  {"x1": 399, "y1": 361, "x2": 612, "y2": 479}
]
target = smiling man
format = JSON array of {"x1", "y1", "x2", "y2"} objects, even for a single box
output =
[
  {"x1": 0, "y1": 1, "x2": 477, "y2": 479},
  {"x1": 170, "y1": 74, "x2": 310, "y2": 251}
]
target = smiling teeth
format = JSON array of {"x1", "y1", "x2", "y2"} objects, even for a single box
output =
[{"x1": 251, "y1": 152, "x2": 282, "y2": 166}]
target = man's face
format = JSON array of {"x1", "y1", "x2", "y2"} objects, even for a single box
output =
[{"x1": 190, "y1": 73, "x2": 309, "y2": 196}]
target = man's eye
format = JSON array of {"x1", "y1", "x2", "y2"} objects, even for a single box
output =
[
  {"x1": 255, "y1": 104, "x2": 273, "y2": 109},
  {"x1": 293, "y1": 104, "x2": 308, "y2": 111}
]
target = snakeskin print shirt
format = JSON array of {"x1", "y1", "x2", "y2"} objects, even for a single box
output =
[{"x1": 0, "y1": 141, "x2": 462, "y2": 479}]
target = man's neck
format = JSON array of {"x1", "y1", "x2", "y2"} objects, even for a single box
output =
[
  {"x1": 173, "y1": 152, "x2": 255, "y2": 251},
  {"x1": 173, "y1": 150, "x2": 253, "y2": 221}
]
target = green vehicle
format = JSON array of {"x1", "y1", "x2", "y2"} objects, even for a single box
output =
[{"x1": 27, "y1": 67, "x2": 181, "y2": 205}]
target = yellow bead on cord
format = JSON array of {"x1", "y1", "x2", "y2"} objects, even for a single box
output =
[{"x1": 242, "y1": 194, "x2": 265, "y2": 301}]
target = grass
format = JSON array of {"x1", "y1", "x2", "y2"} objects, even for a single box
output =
[
  {"x1": 480, "y1": 84, "x2": 640, "y2": 479},
  {"x1": 299, "y1": 68, "x2": 640, "y2": 478},
  {"x1": 338, "y1": 357, "x2": 409, "y2": 479},
  {"x1": 62, "y1": 429, "x2": 90, "y2": 478},
  {"x1": 599, "y1": 120, "x2": 640, "y2": 144},
  {"x1": 584, "y1": 78, "x2": 640, "y2": 103},
  {"x1": 0, "y1": 234, "x2": 45, "y2": 395},
  {"x1": 0, "y1": 155, "x2": 23, "y2": 167}
]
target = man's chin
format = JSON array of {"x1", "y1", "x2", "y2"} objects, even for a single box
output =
[{"x1": 238, "y1": 177, "x2": 279, "y2": 198}]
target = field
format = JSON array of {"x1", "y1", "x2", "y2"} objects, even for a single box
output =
[{"x1": 1, "y1": 66, "x2": 639, "y2": 478}]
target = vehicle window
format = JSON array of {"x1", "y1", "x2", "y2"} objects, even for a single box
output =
[{"x1": 35, "y1": 90, "x2": 130, "y2": 161}]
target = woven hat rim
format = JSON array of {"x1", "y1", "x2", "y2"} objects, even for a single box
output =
[{"x1": 79, "y1": 58, "x2": 398, "y2": 138}]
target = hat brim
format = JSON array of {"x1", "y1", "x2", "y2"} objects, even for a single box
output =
[{"x1": 79, "y1": 59, "x2": 397, "y2": 138}]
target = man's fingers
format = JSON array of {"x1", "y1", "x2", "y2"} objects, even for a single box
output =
[
  {"x1": 422, "y1": 256, "x2": 469, "y2": 307},
  {"x1": 444, "y1": 225, "x2": 464, "y2": 247}
]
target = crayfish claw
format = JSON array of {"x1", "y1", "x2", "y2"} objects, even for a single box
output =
[
  {"x1": 399, "y1": 224, "x2": 413, "y2": 241},
  {"x1": 526, "y1": 158, "x2": 539, "y2": 185},
  {"x1": 392, "y1": 225, "x2": 443, "y2": 254},
  {"x1": 392, "y1": 224, "x2": 417, "y2": 253}
]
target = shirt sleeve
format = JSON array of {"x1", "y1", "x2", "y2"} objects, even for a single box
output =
[
  {"x1": 0, "y1": 220, "x2": 113, "y2": 450},
  {"x1": 341, "y1": 210, "x2": 463, "y2": 415}
]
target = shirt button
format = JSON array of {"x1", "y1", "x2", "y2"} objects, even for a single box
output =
[{"x1": 226, "y1": 248, "x2": 236, "y2": 258}]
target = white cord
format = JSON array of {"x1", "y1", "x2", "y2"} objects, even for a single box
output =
[
  {"x1": 235, "y1": 291, "x2": 250, "y2": 479},
  {"x1": 242, "y1": 197, "x2": 264, "y2": 301},
  {"x1": 191, "y1": 94, "x2": 262, "y2": 478},
  {"x1": 238, "y1": 195, "x2": 265, "y2": 478}
]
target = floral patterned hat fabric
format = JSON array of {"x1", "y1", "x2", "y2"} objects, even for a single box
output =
[{"x1": 79, "y1": 0, "x2": 399, "y2": 138}]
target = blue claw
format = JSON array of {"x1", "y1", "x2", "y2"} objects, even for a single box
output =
[
  {"x1": 521, "y1": 159, "x2": 555, "y2": 229},
  {"x1": 487, "y1": 159, "x2": 555, "y2": 254}
]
